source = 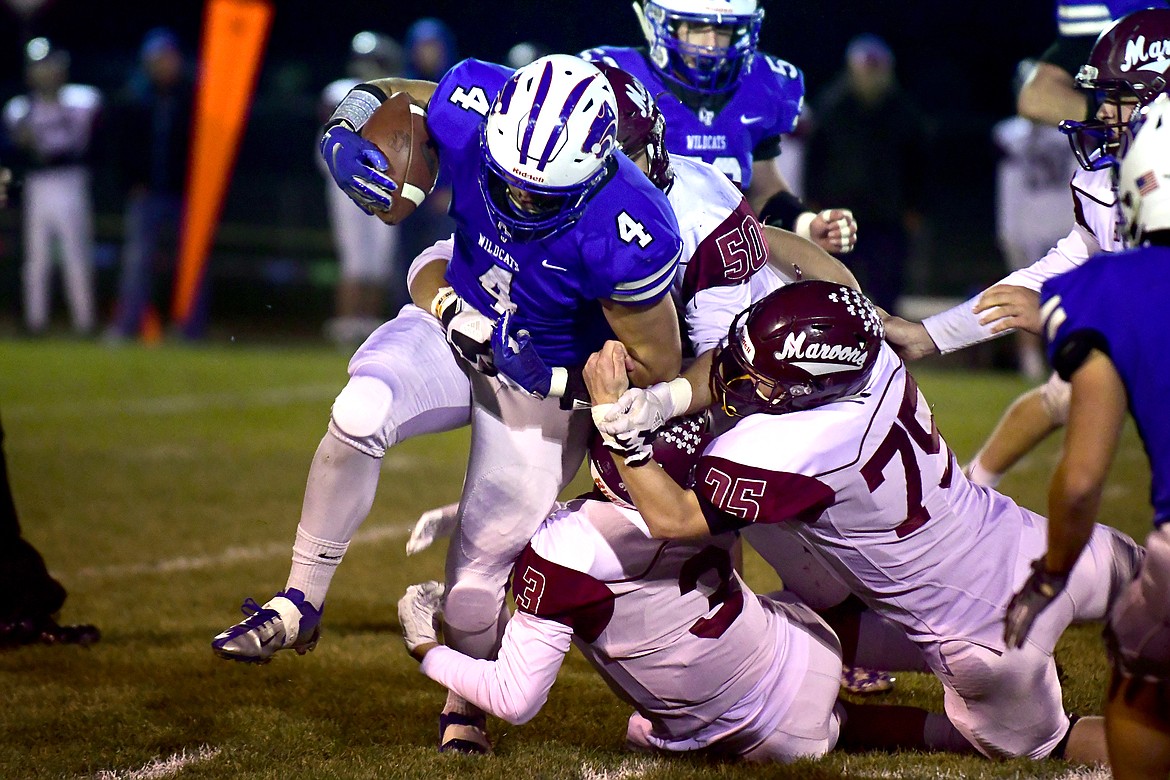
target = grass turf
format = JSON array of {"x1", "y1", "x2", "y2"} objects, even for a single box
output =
[{"x1": 0, "y1": 339, "x2": 1145, "y2": 779}]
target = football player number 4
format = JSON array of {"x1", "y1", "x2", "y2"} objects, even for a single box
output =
[
  {"x1": 449, "y1": 85, "x2": 490, "y2": 116},
  {"x1": 860, "y1": 375, "x2": 955, "y2": 538},
  {"x1": 478, "y1": 265, "x2": 514, "y2": 315},
  {"x1": 617, "y1": 211, "x2": 653, "y2": 248}
]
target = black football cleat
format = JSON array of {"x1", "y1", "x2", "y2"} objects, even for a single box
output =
[{"x1": 0, "y1": 615, "x2": 100, "y2": 647}]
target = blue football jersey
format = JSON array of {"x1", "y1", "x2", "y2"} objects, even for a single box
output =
[
  {"x1": 580, "y1": 47, "x2": 804, "y2": 190},
  {"x1": 425, "y1": 59, "x2": 684, "y2": 366},
  {"x1": 1057, "y1": 0, "x2": 1169, "y2": 37},
  {"x1": 1041, "y1": 248, "x2": 1170, "y2": 524}
]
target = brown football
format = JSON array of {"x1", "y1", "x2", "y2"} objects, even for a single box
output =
[{"x1": 360, "y1": 92, "x2": 440, "y2": 224}]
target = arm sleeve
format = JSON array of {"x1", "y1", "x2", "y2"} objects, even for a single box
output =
[
  {"x1": 922, "y1": 224, "x2": 1099, "y2": 354},
  {"x1": 419, "y1": 611, "x2": 573, "y2": 725},
  {"x1": 686, "y1": 283, "x2": 753, "y2": 355}
]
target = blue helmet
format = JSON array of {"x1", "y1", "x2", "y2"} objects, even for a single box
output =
[
  {"x1": 635, "y1": 0, "x2": 764, "y2": 94},
  {"x1": 479, "y1": 55, "x2": 619, "y2": 242}
]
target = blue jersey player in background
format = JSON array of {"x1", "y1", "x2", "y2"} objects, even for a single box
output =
[
  {"x1": 212, "y1": 54, "x2": 684, "y2": 755},
  {"x1": 582, "y1": 0, "x2": 858, "y2": 256},
  {"x1": 1003, "y1": 98, "x2": 1170, "y2": 779}
]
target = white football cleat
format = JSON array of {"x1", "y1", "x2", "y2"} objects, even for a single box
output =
[{"x1": 406, "y1": 502, "x2": 460, "y2": 555}]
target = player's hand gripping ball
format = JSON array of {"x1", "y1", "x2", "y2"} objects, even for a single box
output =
[{"x1": 360, "y1": 92, "x2": 440, "y2": 224}]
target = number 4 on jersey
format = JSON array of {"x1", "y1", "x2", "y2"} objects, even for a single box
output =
[
  {"x1": 449, "y1": 85, "x2": 490, "y2": 116},
  {"x1": 617, "y1": 211, "x2": 654, "y2": 248}
]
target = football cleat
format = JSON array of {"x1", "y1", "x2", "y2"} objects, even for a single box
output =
[
  {"x1": 841, "y1": 665, "x2": 895, "y2": 695},
  {"x1": 439, "y1": 711, "x2": 491, "y2": 755},
  {"x1": 211, "y1": 588, "x2": 322, "y2": 664},
  {"x1": 0, "y1": 615, "x2": 100, "y2": 648}
]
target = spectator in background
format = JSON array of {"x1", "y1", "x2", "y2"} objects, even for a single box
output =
[
  {"x1": 400, "y1": 18, "x2": 457, "y2": 267},
  {"x1": 319, "y1": 32, "x2": 405, "y2": 347},
  {"x1": 108, "y1": 27, "x2": 193, "y2": 343},
  {"x1": 804, "y1": 34, "x2": 928, "y2": 315},
  {"x1": 1017, "y1": 0, "x2": 1168, "y2": 127},
  {"x1": 2, "y1": 38, "x2": 101, "y2": 337},
  {"x1": 993, "y1": 59, "x2": 1077, "y2": 380},
  {"x1": 0, "y1": 165, "x2": 98, "y2": 647},
  {"x1": 505, "y1": 41, "x2": 550, "y2": 70}
]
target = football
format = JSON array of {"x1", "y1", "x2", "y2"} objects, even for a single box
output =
[{"x1": 360, "y1": 92, "x2": 439, "y2": 224}]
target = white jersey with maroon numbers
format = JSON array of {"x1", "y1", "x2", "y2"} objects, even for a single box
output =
[{"x1": 420, "y1": 497, "x2": 843, "y2": 758}]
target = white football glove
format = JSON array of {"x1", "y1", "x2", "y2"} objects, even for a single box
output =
[
  {"x1": 398, "y1": 580, "x2": 445, "y2": 655},
  {"x1": 431, "y1": 287, "x2": 496, "y2": 375},
  {"x1": 596, "y1": 378, "x2": 692, "y2": 436},
  {"x1": 591, "y1": 404, "x2": 655, "y2": 466},
  {"x1": 406, "y1": 502, "x2": 459, "y2": 556}
]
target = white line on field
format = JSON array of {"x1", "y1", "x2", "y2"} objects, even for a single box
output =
[
  {"x1": 4, "y1": 384, "x2": 339, "y2": 419},
  {"x1": 578, "y1": 757, "x2": 655, "y2": 780},
  {"x1": 844, "y1": 762, "x2": 1113, "y2": 779},
  {"x1": 88, "y1": 744, "x2": 221, "y2": 780},
  {"x1": 73, "y1": 523, "x2": 413, "y2": 580}
]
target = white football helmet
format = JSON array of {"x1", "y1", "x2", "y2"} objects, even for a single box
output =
[
  {"x1": 1119, "y1": 94, "x2": 1170, "y2": 246},
  {"x1": 480, "y1": 54, "x2": 618, "y2": 242},
  {"x1": 634, "y1": 0, "x2": 764, "y2": 93}
]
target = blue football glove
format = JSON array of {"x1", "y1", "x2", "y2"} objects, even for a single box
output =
[
  {"x1": 319, "y1": 121, "x2": 397, "y2": 215},
  {"x1": 492, "y1": 310, "x2": 566, "y2": 399}
]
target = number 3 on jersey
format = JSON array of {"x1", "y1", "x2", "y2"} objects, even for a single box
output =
[{"x1": 617, "y1": 211, "x2": 653, "y2": 248}]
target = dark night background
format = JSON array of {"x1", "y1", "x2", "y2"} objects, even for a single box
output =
[{"x1": 0, "y1": 0, "x2": 1057, "y2": 332}]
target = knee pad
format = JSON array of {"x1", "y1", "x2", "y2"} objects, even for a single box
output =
[
  {"x1": 329, "y1": 375, "x2": 393, "y2": 457},
  {"x1": 443, "y1": 579, "x2": 504, "y2": 634},
  {"x1": 1038, "y1": 374, "x2": 1071, "y2": 426}
]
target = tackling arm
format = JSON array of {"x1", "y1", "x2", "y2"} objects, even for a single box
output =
[
  {"x1": 1017, "y1": 61, "x2": 1089, "y2": 128},
  {"x1": 583, "y1": 342, "x2": 711, "y2": 540},
  {"x1": 763, "y1": 225, "x2": 859, "y2": 290},
  {"x1": 600, "y1": 295, "x2": 682, "y2": 388},
  {"x1": 419, "y1": 611, "x2": 573, "y2": 725},
  {"x1": 1045, "y1": 350, "x2": 1127, "y2": 574}
]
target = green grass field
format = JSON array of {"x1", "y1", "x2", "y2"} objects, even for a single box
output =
[{"x1": 0, "y1": 339, "x2": 1149, "y2": 779}]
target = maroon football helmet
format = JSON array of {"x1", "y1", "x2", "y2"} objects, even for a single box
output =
[
  {"x1": 711, "y1": 280, "x2": 884, "y2": 418},
  {"x1": 1063, "y1": 8, "x2": 1170, "y2": 169},
  {"x1": 589, "y1": 412, "x2": 710, "y2": 508},
  {"x1": 594, "y1": 63, "x2": 674, "y2": 190}
]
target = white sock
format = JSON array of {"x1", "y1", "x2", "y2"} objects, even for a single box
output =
[
  {"x1": 965, "y1": 458, "x2": 1003, "y2": 489},
  {"x1": 444, "y1": 691, "x2": 481, "y2": 717},
  {"x1": 287, "y1": 527, "x2": 348, "y2": 610}
]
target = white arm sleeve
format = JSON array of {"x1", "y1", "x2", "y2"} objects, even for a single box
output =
[
  {"x1": 922, "y1": 224, "x2": 1100, "y2": 354},
  {"x1": 405, "y1": 234, "x2": 456, "y2": 290},
  {"x1": 686, "y1": 283, "x2": 754, "y2": 356},
  {"x1": 419, "y1": 611, "x2": 573, "y2": 725}
]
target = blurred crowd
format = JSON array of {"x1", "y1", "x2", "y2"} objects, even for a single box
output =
[{"x1": 0, "y1": 16, "x2": 1060, "y2": 364}]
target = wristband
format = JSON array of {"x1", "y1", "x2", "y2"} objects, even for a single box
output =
[
  {"x1": 664, "y1": 377, "x2": 694, "y2": 417},
  {"x1": 793, "y1": 211, "x2": 817, "y2": 241},
  {"x1": 430, "y1": 286, "x2": 459, "y2": 321},
  {"x1": 327, "y1": 83, "x2": 388, "y2": 132},
  {"x1": 758, "y1": 190, "x2": 807, "y2": 230},
  {"x1": 548, "y1": 366, "x2": 569, "y2": 399}
]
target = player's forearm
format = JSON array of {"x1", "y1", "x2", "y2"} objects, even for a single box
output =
[
  {"x1": 419, "y1": 616, "x2": 570, "y2": 725},
  {"x1": 764, "y1": 225, "x2": 859, "y2": 290},
  {"x1": 1017, "y1": 63, "x2": 1089, "y2": 127},
  {"x1": 1045, "y1": 462, "x2": 1102, "y2": 575},
  {"x1": 617, "y1": 460, "x2": 710, "y2": 539},
  {"x1": 679, "y1": 351, "x2": 715, "y2": 413},
  {"x1": 603, "y1": 298, "x2": 683, "y2": 387},
  {"x1": 406, "y1": 239, "x2": 455, "y2": 312},
  {"x1": 364, "y1": 78, "x2": 438, "y2": 111}
]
